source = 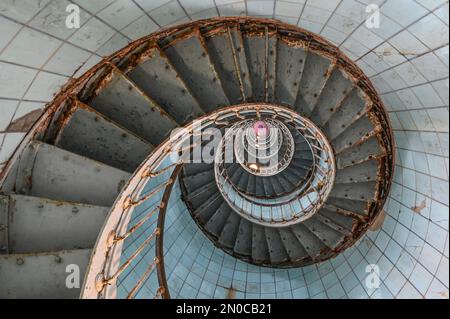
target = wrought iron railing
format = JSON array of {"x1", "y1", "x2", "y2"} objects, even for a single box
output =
[
  {"x1": 215, "y1": 109, "x2": 335, "y2": 227},
  {"x1": 81, "y1": 104, "x2": 336, "y2": 299}
]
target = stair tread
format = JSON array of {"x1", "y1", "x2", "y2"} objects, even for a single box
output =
[
  {"x1": 55, "y1": 103, "x2": 153, "y2": 172},
  {"x1": 2, "y1": 194, "x2": 108, "y2": 254},
  {"x1": 89, "y1": 68, "x2": 178, "y2": 146},
  {"x1": 0, "y1": 249, "x2": 92, "y2": 299},
  {"x1": 15, "y1": 141, "x2": 130, "y2": 207},
  {"x1": 126, "y1": 46, "x2": 204, "y2": 124},
  {"x1": 295, "y1": 52, "x2": 333, "y2": 116},
  {"x1": 164, "y1": 34, "x2": 230, "y2": 112},
  {"x1": 275, "y1": 40, "x2": 308, "y2": 106}
]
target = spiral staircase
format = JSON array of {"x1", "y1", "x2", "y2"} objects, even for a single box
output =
[{"x1": 0, "y1": 17, "x2": 394, "y2": 299}]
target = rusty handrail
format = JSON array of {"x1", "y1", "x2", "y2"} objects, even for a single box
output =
[{"x1": 155, "y1": 164, "x2": 184, "y2": 299}]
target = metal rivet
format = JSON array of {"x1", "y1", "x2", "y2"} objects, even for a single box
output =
[{"x1": 16, "y1": 258, "x2": 24, "y2": 265}]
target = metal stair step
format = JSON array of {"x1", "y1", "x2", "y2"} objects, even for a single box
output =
[
  {"x1": 126, "y1": 46, "x2": 204, "y2": 124},
  {"x1": 310, "y1": 69, "x2": 354, "y2": 126},
  {"x1": 14, "y1": 141, "x2": 130, "y2": 207},
  {"x1": 0, "y1": 249, "x2": 92, "y2": 299},
  {"x1": 251, "y1": 224, "x2": 270, "y2": 264},
  {"x1": 55, "y1": 102, "x2": 153, "y2": 173},
  {"x1": 164, "y1": 34, "x2": 230, "y2": 112},
  {"x1": 265, "y1": 227, "x2": 289, "y2": 264},
  {"x1": 204, "y1": 201, "x2": 232, "y2": 239},
  {"x1": 218, "y1": 212, "x2": 241, "y2": 249},
  {"x1": 275, "y1": 40, "x2": 308, "y2": 106},
  {"x1": 233, "y1": 218, "x2": 253, "y2": 257},
  {"x1": 279, "y1": 228, "x2": 309, "y2": 262},
  {"x1": 89, "y1": 68, "x2": 178, "y2": 145},
  {"x1": 295, "y1": 52, "x2": 334, "y2": 116},
  {"x1": 335, "y1": 160, "x2": 379, "y2": 184},
  {"x1": 0, "y1": 194, "x2": 108, "y2": 254}
]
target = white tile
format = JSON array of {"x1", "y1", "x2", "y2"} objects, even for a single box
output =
[
  {"x1": 301, "y1": 5, "x2": 332, "y2": 24},
  {"x1": 335, "y1": 0, "x2": 366, "y2": 21},
  {"x1": 274, "y1": 15, "x2": 299, "y2": 25},
  {"x1": 394, "y1": 62, "x2": 427, "y2": 87},
  {"x1": 29, "y1": 0, "x2": 91, "y2": 39},
  {"x1": 217, "y1": 2, "x2": 246, "y2": 17},
  {"x1": 382, "y1": 0, "x2": 428, "y2": 27},
  {"x1": 389, "y1": 30, "x2": 429, "y2": 58},
  {"x1": 44, "y1": 43, "x2": 91, "y2": 76},
  {"x1": 431, "y1": 171, "x2": 450, "y2": 200},
  {"x1": 370, "y1": 14, "x2": 402, "y2": 39},
  {"x1": 309, "y1": 0, "x2": 340, "y2": 11},
  {"x1": 72, "y1": 0, "x2": 116, "y2": 14},
  {"x1": 68, "y1": 18, "x2": 116, "y2": 51},
  {"x1": 0, "y1": 27, "x2": 62, "y2": 68},
  {"x1": 23, "y1": 71, "x2": 68, "y2": 102},
  {"x1": 430, "y1": 200, "x2": 449, "y2": 230},
  {"x1": 416, "y1": 0, "x2": 448, "y2": 11},
  {"x1": 412, "y1": 52, "x2": 449, "y2": 81},
  {"x1": 0, "y1": 0, "x2": 51, "y2": 23},
  {"x1": 384, "y1": 267, "x2": 407, "y2": 295},
  {"x1": 0, "y1": 62, "x2": 37, "y2": 99},
  {"x1": 434, "y1": 3, "x2": 449, "y2": 24},
  {"x1": 374, "y1": 43, "x2": 407, "y2": 68},
  {"x1": 121, "y1": 15, "x2": 159, "y2": 40},
  {"x1": 409, "y1": 13, "x2": 449, "y2": 50},
  {"x1": 426, "y1": 278, "x2": 449, "y2": 298},
  {"x1": 275, "y1": 1, "x2": 303, "y2": 18},
  {"x1": 11, "y1": 101, "x2": 44, "y2": 121},
  {"x1": 74, "y1": 55, "x2": 102, "y2": 77},
  {"x1": 134, "y1": 0, "x2": 171, "y2": 13},
  {"x1": 341, "y1": 37, "x2": 370, "y2": 60},
  {"x1": 397, "y1": 281, "x2": 423, "y2": 298},
  {"x1": 379, "y1": 69, "x2": 407, "y2": 91},
  {"x1": 191, "y1": 7, "x2": 220, "y2": 20},
  {"x1": 428, "y1": 153, "x2": 449, "y2": 177},
  {"x1": 179, "y1": 0, "x2": 216, "y2": 15},
  {"x1": 298, "y1": 19, "x2": 323, "y2": 34},
  {"x1": 412, "y1": 84, "x2": 444, "y2": 108},
  {"x1": 0, "y1": 100, "x2": 19, "y2": 131},
  {"x1": 0, "y1": 132, "x2": 25, "y2": 163},
  {"x1": 247, "y1": 0, "x2": 275, "y2": 16},
  {"x1": 409, "y1": 263, "x2": 433, "y2": 294},
  {"x1": 431, "y1": 79, "x2": 449, "y2": 107},
  {"x1": 435, "y1": 45, "x2": 449, "y2": 67},
  {"x1": 320, "y1": 26, "x2": 347, "y2": 45},
  {"x1": 0, "y1": 16, "x2": 21, "y2": 52},
  {"x1": 97, "y1": 33, "x2": 129, "y2": 56},
  {"x1": 97, "y1": 0, "x2": 143, "y2": 30},
  {"x1": 150, "y1": 1, "x2": 187, "y2": 26}
]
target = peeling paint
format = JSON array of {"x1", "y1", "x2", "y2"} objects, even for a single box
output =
[
  {"x1": 412, "y1": 199, "x2": 427, "y2": 214},
  {"x1": 5, "y1": 109, "x2": 43, "y2": 133}
]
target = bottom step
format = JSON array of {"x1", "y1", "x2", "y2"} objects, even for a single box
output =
[{"x1": 0, "y1": 249, "x2": 91, "y2": 299}]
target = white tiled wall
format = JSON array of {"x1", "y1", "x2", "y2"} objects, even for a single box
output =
[{"x1": 0, "y1": 0, "x2": 448, "y2": 299}]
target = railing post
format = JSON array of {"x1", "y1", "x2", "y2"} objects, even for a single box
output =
[{"x1": 155, "y1": 164, "x2": 183, "y2": 299}]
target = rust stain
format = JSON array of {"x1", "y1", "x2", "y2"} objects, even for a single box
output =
[
  {"x1": 5, "y1": 109, "x2": 43, "y2": 133},
  {"x1": 412, "y1": 199, "x2": 427, "y2": 214},
  {"x1": 226, "y1": 287, "x2": 236, "y2": 299},
  {"x1": 369, "y1": 210, "x2": 386, "y2": 231}
]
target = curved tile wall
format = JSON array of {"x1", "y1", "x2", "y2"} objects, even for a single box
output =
[{"x1": 0, "y1": 0, "x2": 448, "y2": 299}]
